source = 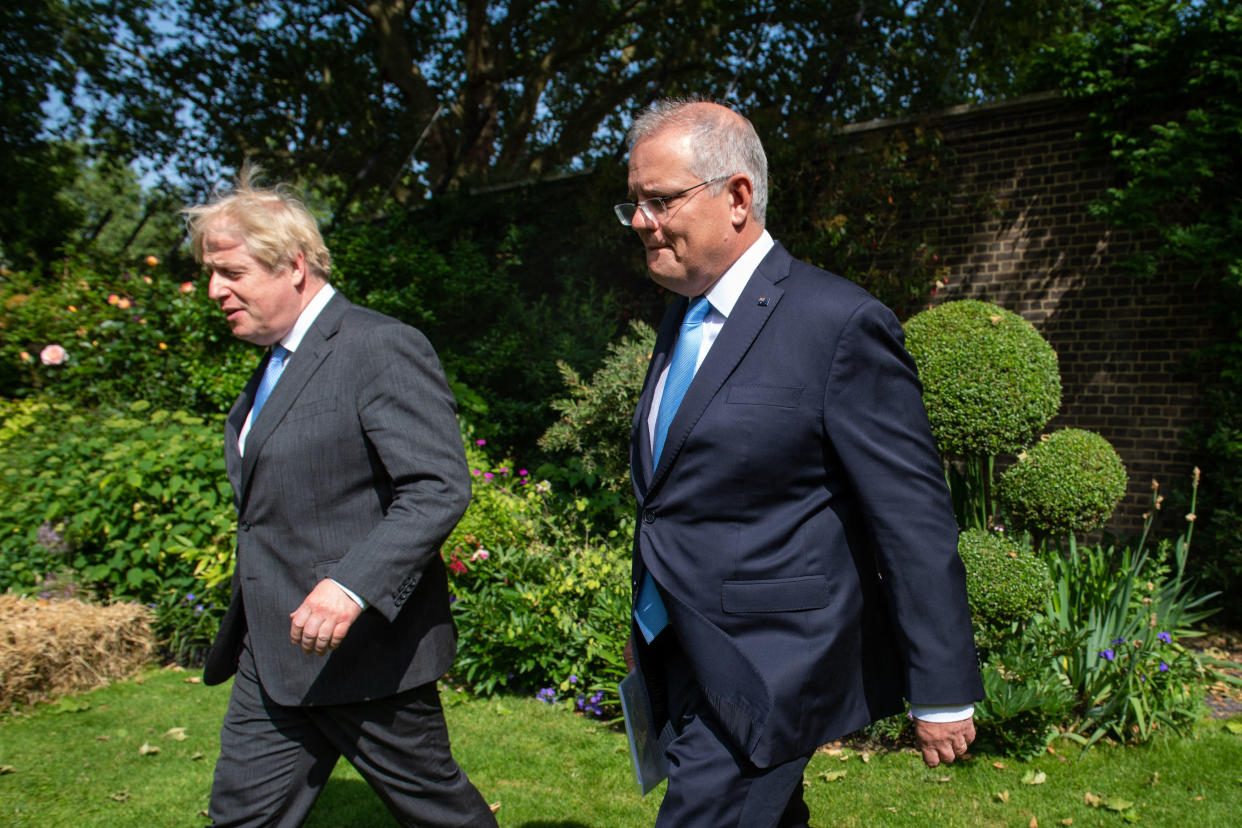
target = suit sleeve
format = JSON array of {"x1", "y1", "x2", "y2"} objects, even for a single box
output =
[
  {"x1": 822, "y1": 300, "x2": 982, "y2": 704},
  {"x1": 332, "y1": 322, "x2": 471, "y2": 622}
]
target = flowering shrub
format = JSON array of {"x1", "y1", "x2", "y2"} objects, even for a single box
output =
[
  {"x1": 0, "y1": 259, "x2": 251, "y2": 413},
  {"x1": 0, "y1": 398, "x2": 233, "y2": 662},
  {"x1": 443, "y1": 448, "x2": 630, "y2": 711}
]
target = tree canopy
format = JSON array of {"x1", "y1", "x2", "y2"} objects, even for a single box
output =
[{"x1": 27, "y1": 0, "x2": 1093, "y2": 216}]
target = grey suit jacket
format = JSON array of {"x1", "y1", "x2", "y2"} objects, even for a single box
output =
[{"x1": 203, "y1": 292, "x2": 471, "y2": 706}]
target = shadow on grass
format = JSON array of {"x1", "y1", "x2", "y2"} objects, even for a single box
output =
[
  {"x1": 305, "y1": 777, "x2": 394, "y2": 827},
  {"x1": 517, "y1": 823, "x2": 594, "y2": 828}
]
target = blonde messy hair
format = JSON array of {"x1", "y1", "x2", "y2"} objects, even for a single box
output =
[{"x1": 183, "y1": 164, "x2": 332, "y2": 280}]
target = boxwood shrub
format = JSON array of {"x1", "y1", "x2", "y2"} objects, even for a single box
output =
[
  {"x1": 904, "y1": 299, "x2": 1061, "y2": 457},
  {"x1": 1000, "y1": 428, "x2": 1129, "y2": 537}
]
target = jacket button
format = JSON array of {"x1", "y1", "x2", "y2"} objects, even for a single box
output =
[{"x1": 643, "y1": 510, "x2": 656, "y2": 524}]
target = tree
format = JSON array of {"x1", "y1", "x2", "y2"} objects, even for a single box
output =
[{"x1": 61, "y1": 0, "x2": 1094, "y2": 216}]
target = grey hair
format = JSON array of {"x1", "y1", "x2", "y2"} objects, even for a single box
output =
[{"x1": 627, "y1": 97, "x2": 769, "y2": 223}]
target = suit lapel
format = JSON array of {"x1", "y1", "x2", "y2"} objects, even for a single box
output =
[
  {"x1": 225, "y1": 366, "x2": 260, "y2": 507},
  {"x1": 647, "y1": 244, "x2": 793, "y2": 494},
  {"x1": 236, "y1": 293, "x2": 348, "y2": 502}
]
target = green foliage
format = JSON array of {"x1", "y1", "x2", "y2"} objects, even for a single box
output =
[
  {"x1": 1025, "y1": 0, "x2": 1242, "y2": 613},
  {"x1": 328, "y1": 190, "x2": 636, "y2": 456},
  {"x1": 539, "y1": 320, "x2": 656, "y2": 492},
  {"x1": 439, "y1": 445, "x2": 631, "y2": 708},
  {"x1": 957, "y1": 527, "x2": 1052, "y2": 641},
  {"x1": 0, "y1": 398, "x2": 233, "y2": 662},
  {"x1": 904, "y1": 300, "x2": 1062, "y2": 457},
  {"x1": 0, "y1": 261, "x2": 252, "y2": 414},
  {"x1": 1000, "y1": 429, "x2": 1128, "y2": 539},
  {"x1": 973, "y1": 621, "x2": 1080, "y2": 758}
]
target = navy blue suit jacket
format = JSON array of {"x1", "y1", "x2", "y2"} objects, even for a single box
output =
[{"x1": 630, "y1": 242, "x2": 983, "y2": 768}]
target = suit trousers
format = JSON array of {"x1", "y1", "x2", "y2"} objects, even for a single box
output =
[
  {"x1": 649, "y1": 631, "x2": 814, "y2": 828},
  {"x1": 208, "y1": 637, "x2": 496, "y2": 828}
]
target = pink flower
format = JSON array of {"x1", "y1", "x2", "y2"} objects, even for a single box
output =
[
  {"x1": 449, "y1": 558, "x2": 467, "y2": 575},
  {"x1": 470, "y1": 548, "x2": 490, "y2": 563},
  {"x1": 179, "y1": 281, "x2": 195, "y2": 294},
  {"x1": 484, "y1": 472, "x2": 494, "y2": 480},
  {"x1": 519, "y1": 469, "x2": 528, "y2": 476},
  {"x1": 475, "y1": 439, "x2": 486, "y2": 445},
  {"x1": 40, "y1": 344, "x2": 67, "y2": 366}
]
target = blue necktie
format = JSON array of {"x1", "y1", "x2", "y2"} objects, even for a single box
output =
[
  {"x1": 652, "y1": 296, "x2": 711, "y2": 464},
  {"x1": 251, "y1": 344, "x2": 289, "y2": 423},
  {"x1": 636, "y1": 297, "x2": 710, "y2": 643}
]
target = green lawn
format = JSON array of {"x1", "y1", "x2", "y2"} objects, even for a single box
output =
[{"x1": 2, "y1": 667, "x2": 1241, "y2": 826}]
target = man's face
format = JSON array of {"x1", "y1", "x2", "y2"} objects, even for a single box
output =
[
  {"x1": 626, "y1": 129, "x2": 738, "y2": 297},
  {"x1": 203, "y1": 223, "x2": 305, "y2": 346}
]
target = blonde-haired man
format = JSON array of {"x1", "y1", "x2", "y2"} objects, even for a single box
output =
[{"x1": 187, "y1": 170, "x2": 496, "y2": 827}]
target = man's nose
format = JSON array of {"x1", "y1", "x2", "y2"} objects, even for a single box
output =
[
  {"x1": 206, "y1": 272, "x2": 226, "y2": 301},
  {"x1": 630, "y1": 205, "x2": 657, "y2": 232}
]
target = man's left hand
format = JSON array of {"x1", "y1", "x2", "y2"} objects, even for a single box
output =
[
  {"x1": 289, "y1": 579, "x2": 363, "y2": 656},
  {"x1": 915, "y1": 716, "x2": 976, "y2": 768}
]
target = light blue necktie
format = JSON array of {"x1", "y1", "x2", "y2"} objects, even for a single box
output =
[
  {"x1": 636, "y1": 297, "x2": 710, "y2": 643},
  {"x1": 250, "y1": 344, "x2": 289, "y2": 424}
]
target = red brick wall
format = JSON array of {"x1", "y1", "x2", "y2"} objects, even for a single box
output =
[{"x1": 841, "y1": 93, "x2": 1216, "y2": 533}]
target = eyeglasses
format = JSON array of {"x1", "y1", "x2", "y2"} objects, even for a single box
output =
[{"x1": 614, "y1": 175, "x2": 731, "y2": 227}]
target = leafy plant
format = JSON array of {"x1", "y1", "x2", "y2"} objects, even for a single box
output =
[
  {"x1": 0, "y1": 398, "x2": 233, "y2": 662},
  {"x1": 1041, "y1": 478, "x2": 1217, "y2": 746},
  {"x1": 904, "y1": 299, "x2": 1062, "y2": 529},
  {"x1": 0, "y1": 260, "x2": 250, "y2": 413},
  {"x1": 539, "y1": 319, "x2": 656, "y2": 492},
  {"x1": 957, "y1": 527, "x2": 1052, "y2": 647},
  {"x1": 1000, "y1": 428, "x2": 1128, "y2": 543}
]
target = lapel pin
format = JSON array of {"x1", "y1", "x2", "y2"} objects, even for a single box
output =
[{"x1": 757, "y1": 297, "x2": 769, "y2": 306}]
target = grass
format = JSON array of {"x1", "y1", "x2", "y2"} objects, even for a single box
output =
[{"x1": 1, "y1": 667, "x2": 1241, "y2": 826}]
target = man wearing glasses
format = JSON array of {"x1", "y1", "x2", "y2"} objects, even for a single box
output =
[{"x1": 619, "y1": 99, "x2": 982, "y2": 827}]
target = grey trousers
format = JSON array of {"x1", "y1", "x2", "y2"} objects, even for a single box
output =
[{"x1": 208, "y1": 640, "x2": 496, "y2": 828}]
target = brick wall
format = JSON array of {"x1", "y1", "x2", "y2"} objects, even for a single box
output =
[{"x1": 840, "y1": 92, "x2": 1217, "y2": 533}]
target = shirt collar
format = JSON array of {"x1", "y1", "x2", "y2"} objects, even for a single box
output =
[
  {"x1": 279, "y1": 283, "x2": 336, "y2": 353},
  {"x1": 703, "y1": 230, "x2": 774, "y2": 320}
]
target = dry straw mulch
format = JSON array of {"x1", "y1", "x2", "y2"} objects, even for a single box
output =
[{"x1": 0, "y1": 594, "x2": 155, "y2": 712}]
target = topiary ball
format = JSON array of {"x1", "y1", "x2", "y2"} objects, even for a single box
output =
[
  {"x1": 904, "y1": 300, "x2": 1061, "y2": 457},
  {"x1": 957, "y1": 527, "x2": 1051, "y2": 628},
  {"x1": 999, "y1": 428, "x2": 1129, "y2": 537}
]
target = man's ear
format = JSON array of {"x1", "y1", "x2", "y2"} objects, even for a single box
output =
[
  {"x1": 728, "y1": 174, "x2": 754, "y2": 228},
  {"x1": 289, "y1": 251, "x2": 309, "y2": 289}
]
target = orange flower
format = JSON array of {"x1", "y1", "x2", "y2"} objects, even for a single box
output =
[
  {"x1": 118, "y1": 297, "x2": 132, "y2": 310},
  {"x1": 158, "y1": 342, "x2": 168, "y2": 351},
  {"x1": 67, "y1": 304, "x2": 77, "y2": 313},
  {"x1": 180, "y1": 281, "x2": 195, "y2": 294},
  {"x1": 145, "y1": 255, "x2": 159, "y2": 267},
  {"x1": 19, "y1": 351, "x2": 31, "y2": 362},
  {"x1": 108, "y1": 294, "x2": 120, "y2": 306}
]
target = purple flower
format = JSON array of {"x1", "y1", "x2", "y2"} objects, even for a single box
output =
[
  {"x1": 1111, "y1": 637, "x2": 1127, "y2": 646},
  {"x1": 185, "y1": 593, "x2": 196, "y2": 602},
  {"x1": 1159, "y1": 661, "x2": 1169, "y2": 672},
  {"x1": 569, "y1": 675, "x2": 578, "y2": 684},
  {"x1": 536, "y1": 687, "x2": 557, "y2": 704},
  {"x1": 1099, "y1": 649, "x2": 1115, "y2": 661},
  {"x1": 1158, "y1": 631, "x2": 1172, "y2": 644}
]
